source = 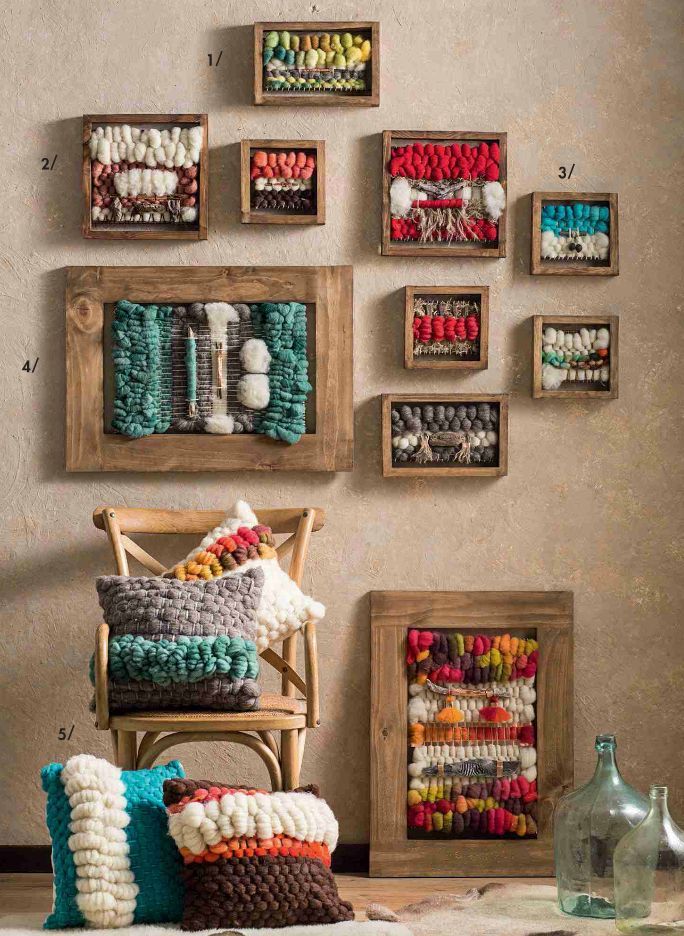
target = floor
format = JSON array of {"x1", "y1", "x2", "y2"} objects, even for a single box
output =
[{"x1": 0, "y1": 873, "x2": 552, "y2": 919}]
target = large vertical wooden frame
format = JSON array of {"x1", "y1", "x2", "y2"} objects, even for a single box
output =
[
  {"x1": 82, "y1": 114, "x2": 208, "y2": 241},
  {"x1": 382, "y1": 131, "x2": 508, "y2": 258},
  {"x1": 370, "y1": 590, "x2": 574, "y2": 876},
  {"x1": 66, "y1": 266, "x2": 353, "y2": 472}
]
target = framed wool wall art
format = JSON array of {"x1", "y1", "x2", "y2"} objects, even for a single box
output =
[
  {"x1": 82, "y1": 114, "x2": 208, "y2": 240},
  {"x1": 530, "y1": 192, "x2": 619, "y2": 275},
  {"x1": 382, "y1": 131, "x2": 507, "y2": 258},
  {"x1": 241, "y1": 140, "x2": 325, "y2": 224},
  {"x1": 533, "y1": 314, "x2": 619, "y2": 399},
  {"x1": 382, "y1": 394, "x2": 508, "y2": 478},
  {"x1": 405, "y1": 286, "x2": 489, "y2": 370},
  {"x1": 254, "y1": 22, "x2": 380, "y2": 106},
  {"x1": 370, "y1": 590, "x2": 574, "y2": 876},
  {"x1": 65, "y1": 265, "x2": 353, "y2": 472}
]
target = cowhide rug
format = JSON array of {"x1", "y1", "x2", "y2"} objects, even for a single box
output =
[
  {"x1": 0, "y1": 912, "x2": 409, "y2": 936},
  {"x1": 367, "y1": 883, "x2": 616, "y2": 936}
]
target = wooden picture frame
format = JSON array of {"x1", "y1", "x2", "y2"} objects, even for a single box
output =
[
  {"x1": 66, "y1": 265, "x2": 353, "y2": 472},
  {"x1": 254, "y1": 22, "x2": 380, "y2": 106},
  {"x1": 370, "y1": 589, "x2": 574, "y2": 876},
  {"x1": 404, "y1": 286, "x2": 489, "y2": 370},
  {"x1": 530, "y1": 192, "x2": 618, "y2": 275},
  {"x1": 381, "y1": 131, "x2": 507, "y2": 258},
  {"x1": 240, "y1": 140, "x2": 325, "y2": 225},
  {"x1": 533, "y1": 315, "x2": 619, "y2": 399},
  {"x1": 82, "y1": 114, "x2": 208, "y2": 240},
  {"x1": 382, "y1": 393, "x2": 509, "y2": 478}
]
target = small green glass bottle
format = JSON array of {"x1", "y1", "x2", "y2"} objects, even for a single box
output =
[
  {"x1": 614, "y1": 785, "x2": 684, "y2": 933},
  {"x1": 554, "y1": 734, "x2": 649, "y2": 918}
]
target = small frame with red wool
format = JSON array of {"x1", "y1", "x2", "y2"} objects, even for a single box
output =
[
  {"x1": 405, "y1": 286, "x2": 489, "y2": 370},
  {"x1": 382, "y1": 131, "x2": 507, "y2": 258}
]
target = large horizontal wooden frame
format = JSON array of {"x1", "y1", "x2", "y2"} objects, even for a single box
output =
[
  {"x1": 66, "y1": 265, "x2": 353, "y2": 472},
  {"x1": 370, "y1": 590, "x2": 574, "y2": 876}
]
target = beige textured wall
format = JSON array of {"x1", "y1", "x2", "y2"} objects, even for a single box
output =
[{"x1": 1, "y1": 0, "x2": 683, "y2": 847}]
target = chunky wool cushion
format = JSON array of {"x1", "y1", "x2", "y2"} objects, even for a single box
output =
[
  {"x1": 96, "y1": 568, "x2": 263, "y2": 713},
  {"x1": 168, "y1": 500, "x2": 325, "y2": 651},
  {"x1": 163, "y1": 778, "x2": 353, "y2": 930},
  {"x1": 42, "y1": 755, "x2": 185, "y2": 930}
]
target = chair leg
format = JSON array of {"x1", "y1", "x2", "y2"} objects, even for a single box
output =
[
  {"x1": 110, "y1": 729, "x2": 119, "y2": 764},
  {"x1": 281, "y1": 729, "x2": 300, "y2": 790},
  {"x1": 116, "y1": 730, "x2": 137, "y2": 769}
]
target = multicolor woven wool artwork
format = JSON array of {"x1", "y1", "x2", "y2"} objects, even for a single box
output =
[
  {"x1": 540, "y1": 201, "x2": 610, "y2": 263},
  {"x1": 87, "y1": 123, "x2": 202, "y2": 226},
  {"x1": 389, "y1": 139, "x2": 505, "y2": 245},
  {"x1": 262, "y1": 28, "x2": 372, "y2": 95},
  {"x1": 250, "y1": 148, "x2": 316, "y2": 214},
  {"x1": 110, "y1": 300, "x2": 311, "y2": 444},
  {"x1": 406, "y1": 629, "x2": 539, "y2": 839},
  {"x1": 391, "y1": 400, "x2": 500, "y2": 468},
  {"x1": 540, "y1": 323, "x2": 611, "y2": 391},
  {"x1": 163, "y1": 778, "x2": 354, "y2": 930},
  {"x1": 42, "y1": 756, "x2": 185, "y2": 929},
  {"x1": 412, "y1": 293, "x2": 480, "y2": 362}
]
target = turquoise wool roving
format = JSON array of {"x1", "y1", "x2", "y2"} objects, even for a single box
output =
[
  {"x1": 111, "y1": 300, "x2": 173, "y2": 437},
  {"x1": 107, "y1": 634, "x2": 260, "y2": 686},
  {"x1": 251, "y1": 301, "x2": 311, "y2": 444}
]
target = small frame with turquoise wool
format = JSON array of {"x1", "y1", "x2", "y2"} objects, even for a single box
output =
[{"x1": 530, "y1": 192, "x2": 619, "y2": 275}]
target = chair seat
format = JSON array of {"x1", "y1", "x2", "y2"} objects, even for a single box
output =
[{"x1": 109, "y1": 693, "x2": 307, "y2": 733}]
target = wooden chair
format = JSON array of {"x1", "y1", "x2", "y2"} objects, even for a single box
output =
[{"x1": 92, "y1": 505, "x2": 323, "y2": 790}]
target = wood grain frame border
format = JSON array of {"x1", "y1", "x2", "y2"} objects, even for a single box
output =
[
  {"x1": 82, "y1": 114, "x2": 208, "y2": 241},
  {"x1": 240, "y1": 139, "x2": 326, "y2": 225},
  {"x1": 404, "y1": 285, "x2": 489, "y2": 370},
  {"x1": 381, "y1": 131, "x2": 507, "y2": 258},
  {"x1": 381, "y1": 393, "x2": 509, "y2": 478},
  {"x1": 370, "y1": 589, "x2": 574, "y2": 876},
  {"x1": 66, "y1": 265, "x2": 353, "y2": 472},
  {"x1": 254, "y1": 22, "x2": 380, "y2": 106},
  {"x1": 532, "y1": 314, "x2": 619, "y2": 399},
  {"x1": 530, "y1": 192, "x2": 619, "y2": 276}
]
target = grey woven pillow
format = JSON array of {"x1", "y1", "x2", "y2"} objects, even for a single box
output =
[
  {"x1": 95, "y1": 568, "x2": 263, "y2": 713},
  {"x1": 97, "y1": 568, "x2": 263, "y2": 641}
]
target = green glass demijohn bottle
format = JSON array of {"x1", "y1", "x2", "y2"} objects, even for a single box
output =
[
  {"x1": 554, "y1": 734, "x2": 649, "y2": 918},
  {"x1": 614, "y1": 784, "x2": 684, "y2": 933}
]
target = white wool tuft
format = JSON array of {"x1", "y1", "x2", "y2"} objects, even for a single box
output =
[
  {"x1": 389, "y1": 177, "x2": 413, "y2": 217},
  {"x1": 237, "y1": 373, "x2": 270, "y2": 410},
  {"x1": 205, "y1": 303, "x2": 239, "y2": 340},
  {"x1": 205, "y1": 414, "x2": 234, "y2": 435},
  {"x1": 483, "y1": 181, "x2": 506, "y2": 221},
  {"x1": 240, "y1": 338, "x2": 271, "y2": 374}
]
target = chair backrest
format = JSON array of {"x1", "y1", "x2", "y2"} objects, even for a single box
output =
[{"x1": 92, "y1": 506, "x2": 324, "y2": 587}]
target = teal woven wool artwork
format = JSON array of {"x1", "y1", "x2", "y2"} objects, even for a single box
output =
[
  {"x1": 41, "y1": 756, "x2": 185, "y2": 929},
  {"x1": 110, "y1": 300, "x2": 311, "y2": 443}
]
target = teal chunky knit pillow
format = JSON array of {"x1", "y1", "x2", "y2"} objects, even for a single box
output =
[{"x1": 41, "y1": 755, "x2": 185, "y2": 929}]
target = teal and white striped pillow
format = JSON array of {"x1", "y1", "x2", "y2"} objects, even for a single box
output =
[{"x1": 41, "y1": 755, "x2": 184, "y2": 929}]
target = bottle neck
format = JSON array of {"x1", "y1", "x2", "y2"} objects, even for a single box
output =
[
  {"x1": 646, "y1": 787, "x2": 670, "y2": 823},
  {"x1": 593, "y1": 744, "x2": 621, "y2": 784}
]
